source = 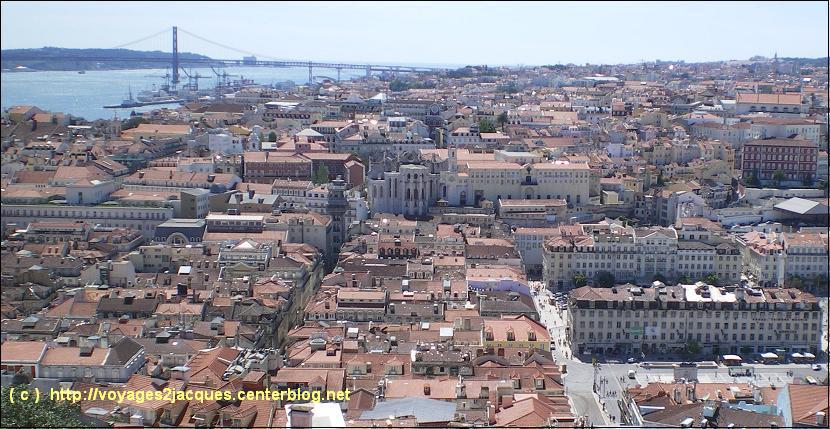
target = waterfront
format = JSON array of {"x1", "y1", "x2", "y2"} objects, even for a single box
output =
[{"x1": 0, "y1": 66, "x2": 366, "y2": 120}]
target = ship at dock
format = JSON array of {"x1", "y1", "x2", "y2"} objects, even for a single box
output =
[
  {"x1": 103, "y1": 67, "x2": 263, "y2": 109},
  {"x1": 103, "y1": 86, "x2": 184, "y2": 109}
]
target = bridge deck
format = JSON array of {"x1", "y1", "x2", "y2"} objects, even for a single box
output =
[{"x1": 1, "y1": 54, "x2": 443, "y2": 73}]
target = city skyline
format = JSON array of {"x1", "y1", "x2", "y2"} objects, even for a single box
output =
[
  {"x1": 0, "y1": 2, "x2": 828, "y2": 428},
  {"x1": 1, "y1": 1, "x2": 828, "y2": 66}
]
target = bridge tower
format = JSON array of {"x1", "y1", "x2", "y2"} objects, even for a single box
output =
[
  {"x1": 172, "y1": 26, "x2": 180, "y2": 86},
  {"x1": 308, "y1": 61, "x2": 313, "y2": 85},
  {"x1": 336, "y1": 67, "x2": 341, "y2": 82}
]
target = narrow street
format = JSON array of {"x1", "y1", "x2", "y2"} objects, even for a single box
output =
[
  {"x1": 532, "y1": 282, "x2": 613, "y2": 426},
  {"x1": 531, "y1": 283, "x2": 828, "y2": 427}
]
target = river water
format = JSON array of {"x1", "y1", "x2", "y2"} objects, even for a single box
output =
[{"x1": 1, "y1": 66, "x2": 367, "y2": 121}]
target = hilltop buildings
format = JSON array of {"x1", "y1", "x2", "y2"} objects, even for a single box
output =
[{"x1": 1, "y1": 52, "x2": 828, "y2": 428}]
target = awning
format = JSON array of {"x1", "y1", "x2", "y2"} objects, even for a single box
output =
[
  {"x1": 760, "y1": 352, "x2": 778, "y2": 359},
  {"x1": 722, "y1": 354, "x2": 742, "y2": 361},
  {"x1": 803, "y1": 352, "x2": 816, "y2": 359},
  {"x1": 791, "y1": 353, "x2": 804, "y2": 358}
]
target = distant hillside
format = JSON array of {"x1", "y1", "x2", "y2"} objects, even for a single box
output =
[
  {"x1": 779, "y1": 57, "x2": 829, "y2": 67},
  {"x1": 1, "y1": 47, "x2": 216, "y2": 71}
]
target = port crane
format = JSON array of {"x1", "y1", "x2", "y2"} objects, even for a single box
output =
[
  {"x1": 179, "y1": 68, "x2": 209, "y2": 92},
  {"x1": 209, "y1": 66, "x2": 239, "y2": 91}
]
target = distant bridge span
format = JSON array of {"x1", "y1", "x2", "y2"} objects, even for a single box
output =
[
  {"x1": 1, "y1": 55, "x2": 442, "y2": 72},
  {"x1": 3, "y1": 26, "x2": 445, "y2": 84}
]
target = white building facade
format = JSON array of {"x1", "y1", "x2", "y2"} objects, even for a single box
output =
[{"x1": 569, "y1": 284, "x2": 822, "y2": 357}]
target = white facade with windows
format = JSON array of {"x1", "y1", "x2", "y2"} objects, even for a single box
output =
[
  {"x1": 203, "y1": 131, "x2": 243, "y2": 155},
  {"x1": 514, "y1": 227, "x2": 560, "y2": 272},
  {"x1": 569, "y1": 284, "x2": 822, "y2": 356},
  {"x1": 543, "y1": 224, "x2": 741, "y2": 290},
  {"x1": 1, "y1": 204, "x2": 174, "y2": 238},
  {"x1": 750, "y1": 121, "x2": 822, "y2": 147},
  {"x1": 440, "y1": 156, "x2": 591, "y2": 208}
]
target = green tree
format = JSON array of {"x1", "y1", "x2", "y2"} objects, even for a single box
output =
[
  {"x1": 389, "y1": 79, "x2": 409, "y2": 92},
  {"x1": 801, "y1": 174, "x2": 813, "y2": 188},
  {"x1": 745, "y1": 170, "x2": 761, "y2": 187},
  {"x1": 121, "y1": 116, "x2": 146, "y2": 130},
  {"x1": 686, "y1": 340, "x2": 701, "y2": 355},
  {"x1": 773, "y1": 170, "x2": 785, "y2": 187},
  {"x1": 268, "y1": 131, "x2": 278, "y2": 142},
  {"x1": 497, "y1": 82, "x2": 520, "y2": 93},
  {"x1": 594, "y1": 271, "x2": 615, "y2": 288},
  {"x1": 679, "y1": 275, "x2": 692, "y2": 284},
  {"x1": 813, "y1": 274, "x2": 828, "y2": 293},
  {"x1": 788, "y1": 275, "x2": 804, "y2": 289},
  {"x1": 478, "y1": 119, "x2": 496, "y2": 133},
  {"x1": 656, "y1": 170, "x2": 665, "y2": 186},
  {"x1": 496, "y1": 111, "x2": 509, "y2": 131},
  {"x1": 312, "y1": 164, "x2": 330, "y2": 184},
  {"x1": 751, "y1": 170, "x2": 761, "y2": 187},
  {"x1": 572, "y1": 272, "x2": 588, "y2": 288},
  {"x1": 446, "y1": 67, "x2": 474, "y2": 78},
  {"x1": 702, "y1": 273, "x2": 719, "y2": 285},
  {"x1": 1, "y1": 386, "x2": 87, "y2": 428}
]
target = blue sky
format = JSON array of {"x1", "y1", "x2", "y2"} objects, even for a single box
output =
[{"x1": 1, "y1": 1, "x2": 827, "y2": 66}]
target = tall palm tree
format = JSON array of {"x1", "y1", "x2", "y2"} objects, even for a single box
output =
[{"x1": 497, "y1": 111, "x2": 508, "y2": 131}]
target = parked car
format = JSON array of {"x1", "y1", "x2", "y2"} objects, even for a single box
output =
[
  {"x1": 627, "y1": 357, "x2": 637, "y2": 364},
  {"x1": 812, "y1": 364, "x2": 822, "y2": 371}
]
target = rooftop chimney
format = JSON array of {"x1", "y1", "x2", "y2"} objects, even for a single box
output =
[
  {"x1": 289, "y1": 405, "x2": 314, "y2": 429},
  {"x1": 79, "y1": 344, "x2": 94, "y2": 357},
  {"x1": 456, "y1": 381, "x2": 466, "y2": 398}
]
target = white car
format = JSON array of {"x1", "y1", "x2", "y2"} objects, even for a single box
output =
[{"x1": 813, "y1": 364, "x2": 822, "y2": 371}]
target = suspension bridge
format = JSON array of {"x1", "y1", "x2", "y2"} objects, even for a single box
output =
[{"x1": 2, "y1": 26, "x2": 445, "y2": 84}]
